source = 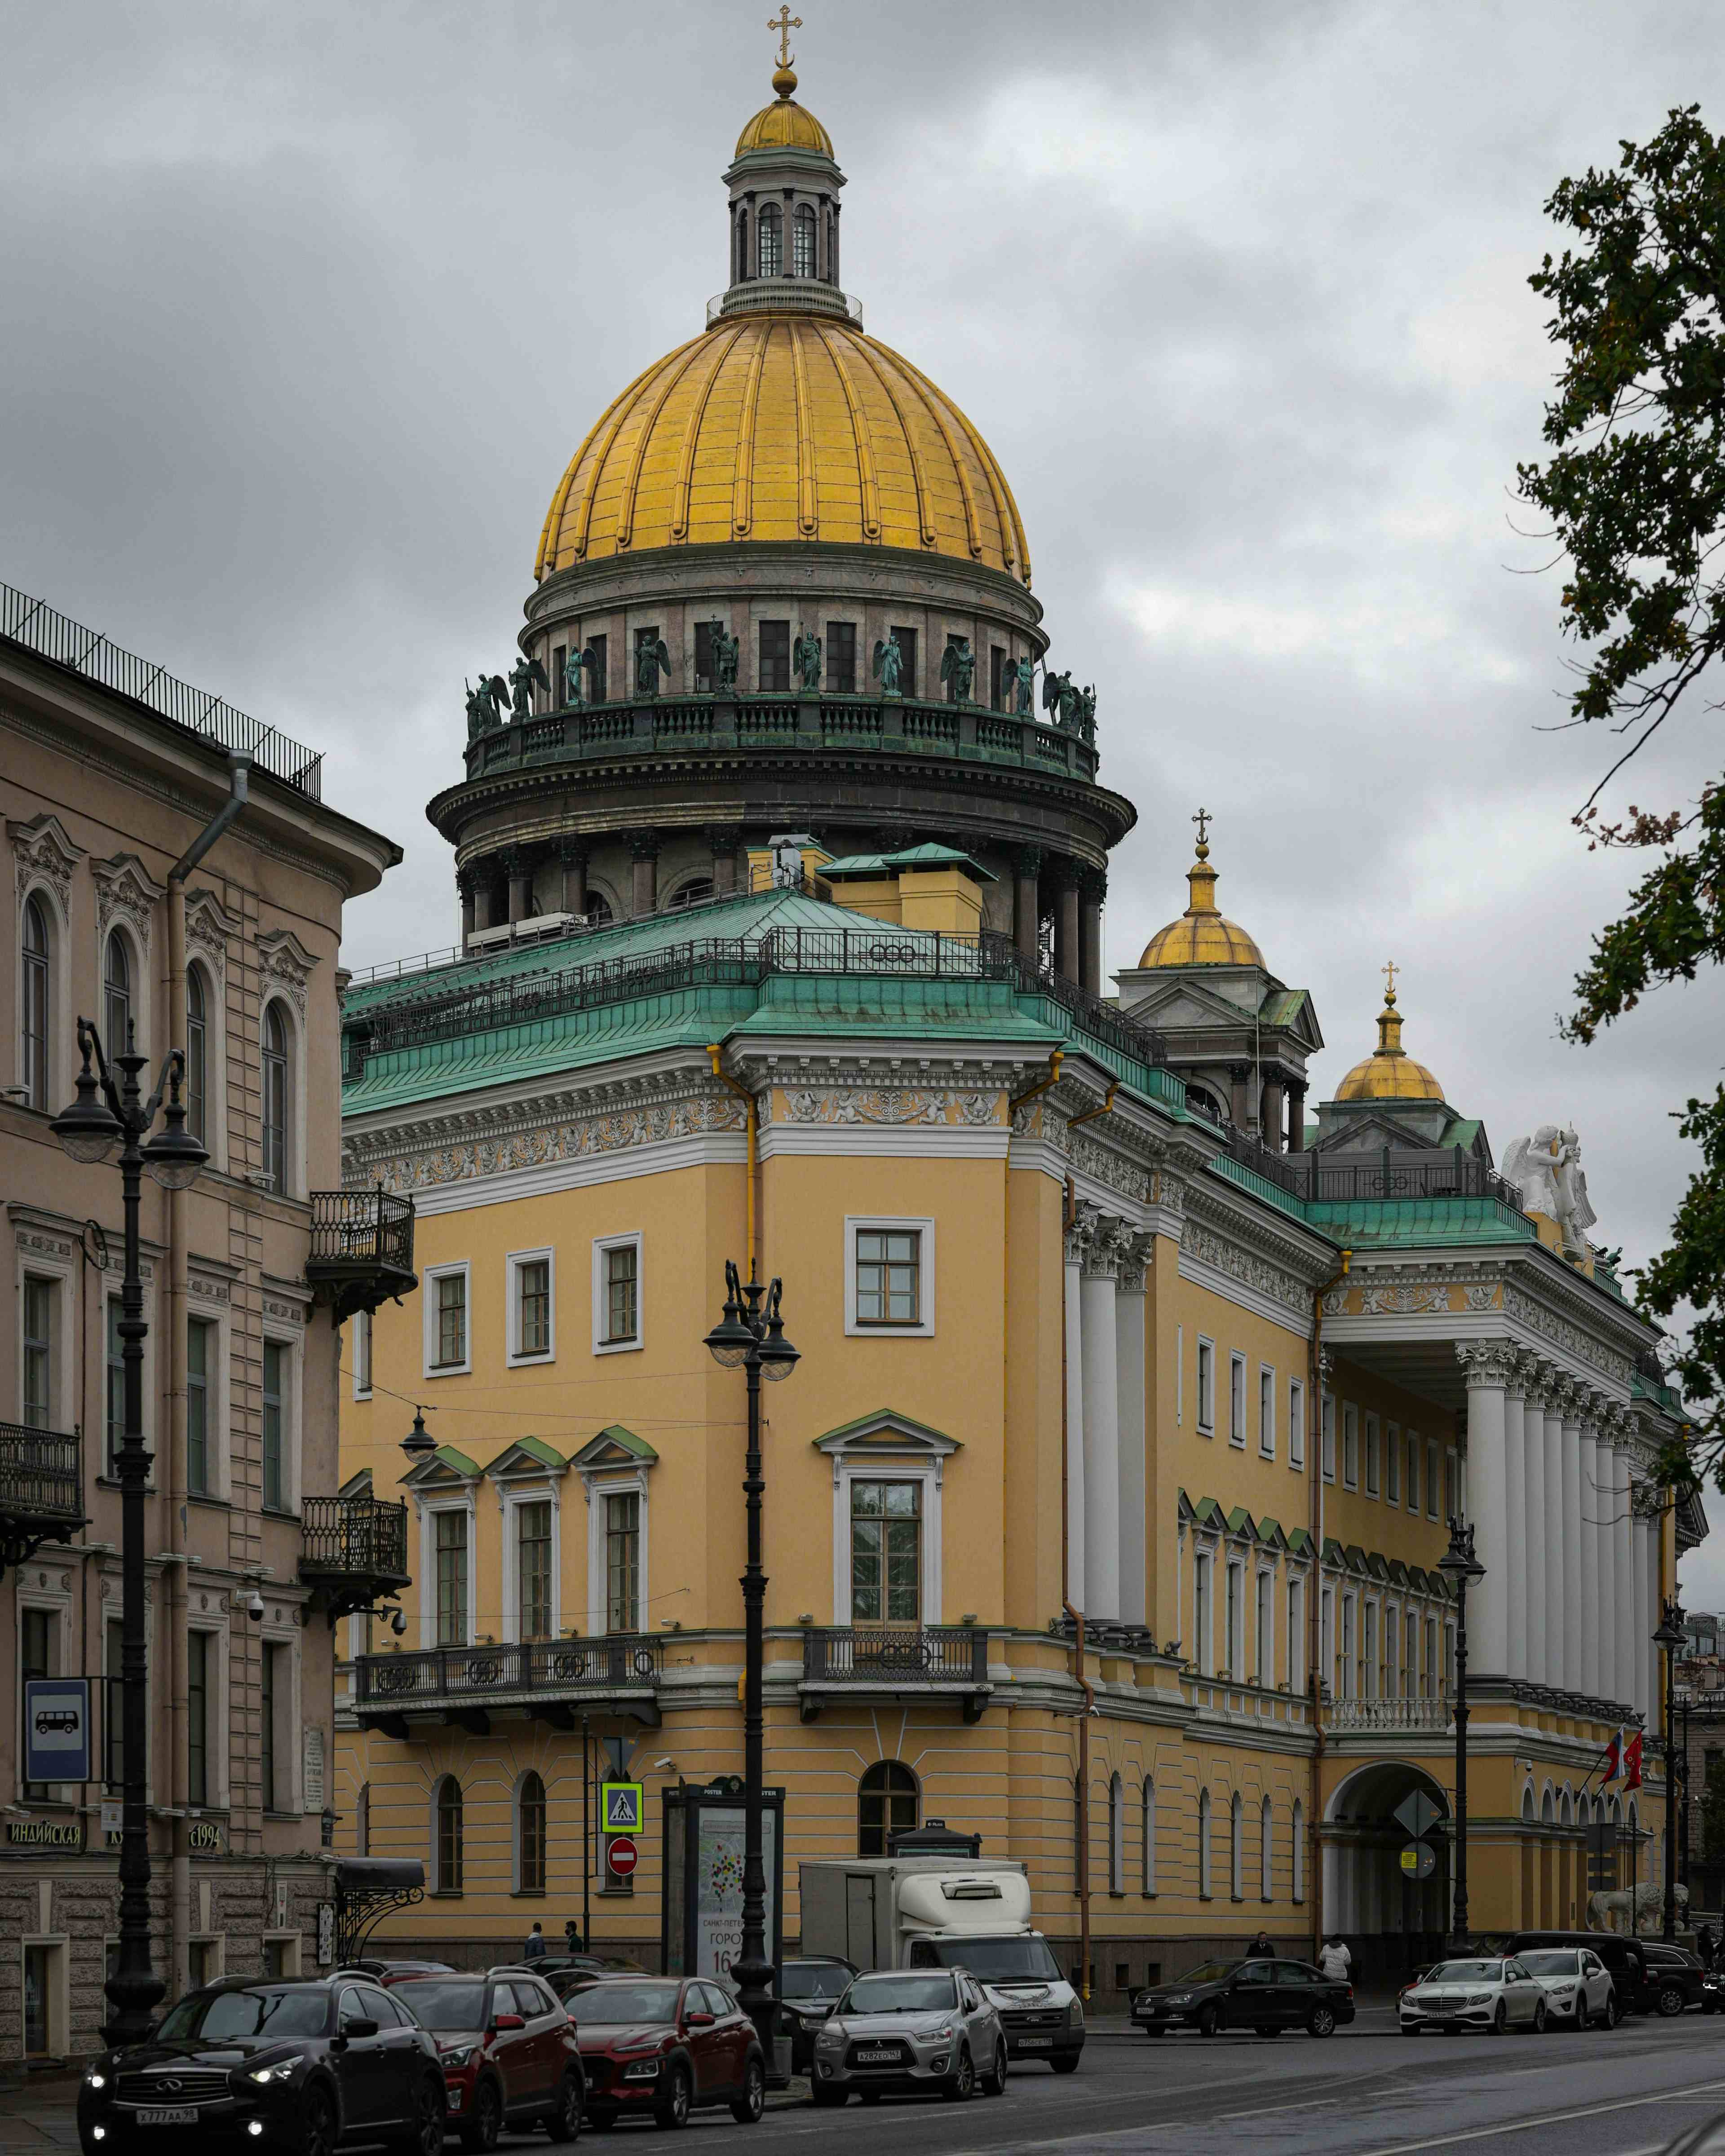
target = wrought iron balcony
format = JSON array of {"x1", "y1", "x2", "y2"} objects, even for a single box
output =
[
  {"x1": 0, "y1": 1423, "x2": 84, "y2": 1575},
  {"x1": 300, "y1": 1494, "x2": 410, "y2": 1624},
  {"x1": 306, "y1": 1188, "x2": 416, "y2": 1323},
  {"x1": 354, "y1": 1633, "x2": 663, "y2": 1734},
  {"x1": 799, "y1": 1626, "x2": 992, "y2": 1724},
  {"x1": 1215, "y1": 1131, "x2": 1527, "y2": 1213},
  {"x1": 1325, "y1": 1696, "x2": 1452, "y2": 1734}
]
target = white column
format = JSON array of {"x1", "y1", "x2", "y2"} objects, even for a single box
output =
[
  {"x1": 1611, "y1": 1440, "x2": 1635, "y2": 1708},
  {"x1": 1081, "y1": 1261, "x2": 1121, "y2": 1620},
  {"x1": 1064, "y1": 1225, "x2": 1087, "y2": 1606},
  {"x1": 1458, "y1": 1343, "x2": 1513, "y2": 1676},
  {"x1": 1521, "y1": 1362, "x2": 1547, "y2": 1685},
  {"x1": 1560, "y1": 1386, "x2": 1585, "y2": 1692},
  {"x1": 1539, "y1": 1376, "x2": 1564, "y2": 1680},
  {"x1": 1115, "y1": 1238, "x2": 1151, "y2": 1629},
  {"x1": 1642, "y1": 1514, "x2": 1660, "y2": 1723},
  {"x1": 1631, "y1": 1499, "x2": 1652, "y2": 1724},
  {"x1": 1504, "y1": 1373, "x2": 1528, "y2": 1679},
  {"x1": 1588, "y1": 1407, "x2": 1616, "y2": 1702}
]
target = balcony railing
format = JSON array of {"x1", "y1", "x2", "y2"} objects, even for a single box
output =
[
  {"x1": 800, "y1": 1627, "x2": 991, "y2": 1723},
  {"x1": 0, "y1": 1423, "x2": 84, "y2": 1573},
  {"x1": 306, "y1": 1189, "x2": 416, "y2": 1321},
  {"x1": 355, "y1": 1635, "x2": 663, "y2": 1727},
  {"x1": 1216, "y1": 1131, "x2": 1526, "y2": 1213},
  {"x1": 1325, "y1": 1696, "x2": 1452, "y2": 1733},
  {"x1": 301, "y1": 1495, "x2": 409, "y2": 1585}
]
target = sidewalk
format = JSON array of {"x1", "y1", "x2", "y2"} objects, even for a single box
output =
[{"x1": 0, "y1": 2075, "x2": 78, "y2": 2148}]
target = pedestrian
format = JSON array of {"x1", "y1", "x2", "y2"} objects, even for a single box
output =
[
  {"x1": 1245, "y1": 1931, "x2": 1275, "y2": 1960},
  {"x1": 1318, "y1": 1934, "x2": 1352, "y2": 1984},
  {"x1": 1699, "y1": 1922, "x2": 1717, "y2": 1972},
  {"x1": 564, "y1": 1918, "x2": 585, "y2": 1954},
  {"x1": 523, "y1": 1920, "x2": 547, "y2": 1961}
]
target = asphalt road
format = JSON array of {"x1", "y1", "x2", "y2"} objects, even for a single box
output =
[{"x1": 516, "y1": 2013, "x2": 1725, "y2": 2156}]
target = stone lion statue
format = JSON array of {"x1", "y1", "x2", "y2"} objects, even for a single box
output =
[{"x1": 1587, "y1": 1882, "x2": 1686, "y2": 1933}]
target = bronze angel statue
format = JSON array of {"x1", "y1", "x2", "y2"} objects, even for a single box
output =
[
  {"x1": 793, "y1": 627, "x2": 823, "y2": 691},
  {"x1": 1042, "y1": 667, "x2": 1079, "y2": 728},
  {"x1": 635, "y1": 634, "x2": 672, "y2": 696},
  {"x1": 464, "y1": 673, "x2": 509, "y2": 741},
  {"x1": 509, "y1": 654, "x2": 550, "y2": 722},
  {"x1": 1008, "y1": 654, "x2": 1035, "y2": 714},
  {"x1": 871, "y1": 633, "x2": 903, "y2": 694},
  {"x1": 565, "y1": 646, "x2": 593, "y2": 708},
  {"x1": 940, "y1": 636, "x2": 976, "y2": 702},
  {"x1": 707, "y1": 619, "x2": 740, "y2": 691}
]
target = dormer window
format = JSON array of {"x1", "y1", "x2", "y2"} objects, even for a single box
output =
[
  {"x1": 759, "y1": 203, "x2": 783, "y2": 276},
  {"x1": 793, "y1": 203, "x2": 816, "y2": 277}
]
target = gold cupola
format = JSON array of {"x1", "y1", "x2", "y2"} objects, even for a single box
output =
[
  {"x1": 734, "y1": 57, "x2": 834, "y2": 157},
  {"x1": 1137, "y1": 821, "x2": 1265, "y2": 968},
  {"x1": 1333, "y1": 965, "x2": 1445, "y2": 1102}
]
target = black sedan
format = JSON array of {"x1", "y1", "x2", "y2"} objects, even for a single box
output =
[
  {"x1": 777, "y1": 1958, "x2": 857, "y2": 2074},
  {"x1": 1132, "y1": 1957, "x2": 1355, "y2": 2039},
  {"x1": 77, "y1": 1975, "x2": 446, "y2": 2156}
]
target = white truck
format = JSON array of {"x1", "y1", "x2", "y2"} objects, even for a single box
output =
[{"x1": 798, "y1": 1856, "x2": 1083, "y2": 2071}]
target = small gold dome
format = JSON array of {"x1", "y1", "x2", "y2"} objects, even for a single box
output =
[
  {"x1": 735, "y1": 67, "x2": 834, "y2": 158},
  {"x1": 1137, "y1": 835, "x2": 1264, "y2": 968},
  {"x1": 1333, "y1": 976, "x2": 1445, "y2": 1102}
]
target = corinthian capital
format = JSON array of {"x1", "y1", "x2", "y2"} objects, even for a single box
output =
[
  {"x1": 1064, "y1": 1201, "x2": 1101, "y2": 1268},
  {"x1": 1116, "y1": 1231, "x2": 1156, "y2": 1294},
  {"x1": 1455, "y1": 1339, "x2": 1518, "y2": 1390}
]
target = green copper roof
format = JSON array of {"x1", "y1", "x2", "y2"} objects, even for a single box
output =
[{"x1": 569, "y1": 1425, "x2": 659, "y2": 1467}]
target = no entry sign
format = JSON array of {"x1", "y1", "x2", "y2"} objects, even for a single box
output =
[{"x1": 607, "y1": 1835, "x2": 639, "y2": 1878}]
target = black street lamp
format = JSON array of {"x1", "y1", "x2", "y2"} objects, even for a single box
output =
[
  {"x1": 1438, "y1": 1519, "x2": 1485, "y2": 1948},
  {"x1": 704, "y1": 1260, "x2": 798, "y2": 2057},
  {"x1": 51, "y1": 1017, "x2": 206, "y2": 2048},
  {"x1": 1655, "y1": 1597, "x2": 1686, "y2": 1942}
]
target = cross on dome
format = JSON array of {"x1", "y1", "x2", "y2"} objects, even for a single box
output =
[
  {"x1": 1382, "y1": 958, "x2": 1398, "y2": 1003},
  {"x1": 767, "y1": 4, "x2": 802, "y2": 96},
  {"x1": 1192, "y1": 806, "x2": 1211, "y2": 855}
]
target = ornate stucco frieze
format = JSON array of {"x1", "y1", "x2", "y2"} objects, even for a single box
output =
[
  {"x1": 777, "y1": 1085, "x2": 999, "y2": 1127},
  {"x1": 257, "y1": 927, "x2": 319, "y2": 1019},
  {"x1": 9, "y1": 812, "x2": 84, "y2": 915},
  {"x1": 1327, "y1": 1278, "x2": 1504, "y2": 1319},
  {"x1": 1067, "y1": 1128, "x2": 1151, "y2": 1205},
  {"x1": 91, "y1": 850, "x2": 166, "y2": 956},
  {"x1": 185, "y1": 886, "x2": 241, "y2": 976},
  {"x1": 1180, "y1": 1215, "x2": 1309, "y2": 1320},
  {"x1": 1502, "y1": 1281, "x2": 1634, "y2": 1390}
]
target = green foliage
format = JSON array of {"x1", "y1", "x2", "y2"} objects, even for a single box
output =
[{"x1": 1517, "y1": 107, "x2": 1725, "y2": 1483}]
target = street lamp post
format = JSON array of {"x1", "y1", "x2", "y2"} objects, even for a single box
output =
[
  {"x1": 705, "y1": 1261, "x2": 798, "y2": 2059},
  {"x1": 1655, "y1": 1597, "x2": 1686, "y2": 1943},
  {"x1": 1439, "y1": 1520, "x2": 1485, "y2": 1949},
  {"x1": 51, "y1": 1017, "x2": 206, "y2": 2048}
]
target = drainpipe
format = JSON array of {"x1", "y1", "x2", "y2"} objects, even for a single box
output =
[
  {"x1": 1308, "y1": 1245, "x2": 1351, "y2": 1953},
  {"x1": 706, "y1": 1046, "x2": 757, "y2": 1279},
  {"x1": 164, "y1": 750, "x2": 251, "y2": 1997},
  {"x1": 1061, "y1": 1173, "x2": 1094, "y2": 2001}
]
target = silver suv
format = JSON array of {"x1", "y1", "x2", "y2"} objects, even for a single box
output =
[{"x1": 810, "y1": 1968, "x2": 1008, "y2": 2105}]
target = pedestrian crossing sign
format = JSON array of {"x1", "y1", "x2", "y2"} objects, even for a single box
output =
[{"x1": 602, "y1": 1780, "x2": 644, "y2": 1833}]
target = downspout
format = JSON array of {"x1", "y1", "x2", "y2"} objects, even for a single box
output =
[
  {"x1": 164, "y1": 750, "x2": 251, "y2": 1997},
  {"x1": 1308, "y1": 1245, "x2": 1350, "y2": 1952},
  {"x1": 1062, "y1": 1172, "x2": 1093, "y2": 2001},
  {"x1": 706, "y1": 1045, "x2": 757, "y2": 1279}
]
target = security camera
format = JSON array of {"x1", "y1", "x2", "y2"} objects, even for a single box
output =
[
  {"x1": 390, "y1": 1608, "x2": 407, "y2": 1636},
  {"x1": 243, "y1": 1590, "x2": 265, "y2": 1621}
]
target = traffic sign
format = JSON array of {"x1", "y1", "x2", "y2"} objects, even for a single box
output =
[
  {"x1": 1399, "y1": 1841, "x2": 1437, "y2": 1881},
  {"x1": 602, "y1": 1780, "x2": 644, "y2": 1833},
  {"x1": 24, "y1": 1679, "x2": 89, "y2": 1784},
  {"x1": 607, "y1": 1835, "x2": 639, "y2": 1878},
  {"x1": 1393, "y1": 1790, "x2": 1441, "y2": 1841}
]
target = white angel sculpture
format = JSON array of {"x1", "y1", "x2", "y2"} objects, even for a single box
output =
[{"x1": 1501, "y1": 1124, "x2": 1597, "y2": 1259}]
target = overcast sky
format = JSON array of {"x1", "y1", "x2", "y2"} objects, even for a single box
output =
[{"x1": 8, "y1": 3, "x2": 1725, "y2": 1592}]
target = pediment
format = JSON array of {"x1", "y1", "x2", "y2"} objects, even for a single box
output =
[
  {"x1": 402, "y1": 1443, "x2": 481, "y2": 1490},
  {"x1": 813, "y1": 1408, "x2": 960, "y2": 1460},
  {"x1": 487, "y1": 1436, "x2": 569, "y2": 1480},
  {"x1": 569, "y1": 1424, "x2": 658, "y2": 1474}
]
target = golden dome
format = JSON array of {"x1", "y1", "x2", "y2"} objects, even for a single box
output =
[
  {"x1": 735, "y1": 67, "x2": 834, "y2": 158},
  {"x1": 1137, "y1": 834, "x2": 1264, "y2": 968},
  {"x1": 1333, "y1": 974, "x2": 1446, "y2": 1102},
  {"x1": 535, "y1": 314, "x2": 1031, "y2": 581}
]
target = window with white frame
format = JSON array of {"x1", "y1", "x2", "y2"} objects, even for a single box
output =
[
  {"x1": 1260, "y1": 1796, "x2": 1274, "y2": 1901},
  {"x1": 22, "y1": 1274, "x2": 55, "y2": 1430},
  {"x1": 1108, "y1": 1773, "x2": 1124, "y2": 1894},
  {"x1": 352, "y1": 1309, "x2": 372, "y2": 1400},
  {"x1": 606, "y1": 1491, "x2": 641, "y2": 1631},
  {"x1": 20, "y1": 1601, "x2": 60, "y2": 1800},
  {"x1": 1321, "y1": 1394, "x2": 1336, "y2": 1481},
  {"x1": 845, "y1": 1217, "x2": 935, "y2": 1337},
  {"x1": 593, "y1": 1234, "x2": 642, "y2": 1353},
  {"x1": 186, "y1": 1315, "x2": 216, "y2": 1496},
  {"x1": 1141, "y1": 1776, "x2": 1156, "y2": 1895},
  {"x1": 425, "y1": 1264, "x2": 471, "y2": 1375},
  {"x1": 1196, "y1": 1339, "x2": 1216, "y2": 1435},
  {"x1": 1342, "y1": 1402, "x2": 1359, "y2": 1489},
  {"x1": 1230, "y1": 1792, "x2": 1243, "y2": 1900},
  {"x1": 1443, "y1": 1618, "x2": 1456, "y2": 1693},
  {"x1": 1229, "y1": 1353, "x2": 1247, "y2": 1448},
  {"x1": 261, "y1": 1339, "x2": 292, "y2": 1511},
  {"x1": 1292, "y1": 1800, "x2": 1305, "y2": 1901},
  {"x1": 20, "y1": 891, "x2": 53, "y2": 1109},
  {"x1": 1444, "y1": 1447, "x2": 1459, "y2": 1522},
  {"x1": 1288, "y1": 1577, "x2": 1305, "y2": 1692},
  {"x1": 1224, "y1": 1560, "x2": 1243, "y2": 1677},
  {"x1": 103, "y1": 930, "x2": 134, "y2": 1057},
  {"x1": 1363, "y1": 1600, "x2": 1378, "y2": 1697},
  {"x1": 1364, "y1": 1411, "x2": 1380, "y2": 1496},
  {"x1": 186, "y1": 962, "x2": 216, "y2": 1150},
  {"x1": 1424, "y1": 1616, "x2": 1438, "y2": 1698},
  {"x1": 1198, "y1": 1789, "x2": 1212, "y2": 1897},
  {"x1": 1340, "y1": 1593, "x2": 1356, "y2": 1697},
  {"x1": 517, "y1": 1500, "x2": 554, "y2": 1639},
  {"x1": 434, "y1": 1510, "x2": 470, "y2": 1645},
  {"x1": 1258, "y1": 1366, "x2": 1274, "y2": 1457},
  {"x1": 105, "y1": 1295, "x2": 124, "y2": 1477},
  {"x1": 1427, "y1": 1436, "x2": 1442, "y2": 1519},
  {"x1": 260, "y1": 1001, "x2": 293, "y2": 1196},
  {"x1": 1386, "y1": 1606, "x2": 1401, "y2": 1696},
  {"x1": 1289, "y1": 1378, "x2": 1305, "y2": 1469},
  {"x1": 1194, "y1": 1551, "x2": 1213, "y2": 1674},
  {"x1": 509, "y1": 1249, "x2": 555, "y2": 1363},
  {"x1": 1385, "y1": 1420, "x2": 1400, "y2": 1504},
  {"x1": 1256, "y1": 1569, "x2": 1273, "y2": 1685},
  {"x1": 1319, "y1": 1587, "x2": 1333, "y2": 1697},
  {"x1": 260, "y1": 1636, "x2": 292, "y2": 1812},
  {"x1": 850, "y1": 1481, "x2": 921, "y2": 1625},
  {"x1": 186, "y1": 1628, "x2": 215, "y2": 1808}
]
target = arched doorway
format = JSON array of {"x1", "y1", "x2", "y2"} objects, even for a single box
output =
[{"x1": 1323, "y1": 1761, "x2": 1449, "y2": 1983}]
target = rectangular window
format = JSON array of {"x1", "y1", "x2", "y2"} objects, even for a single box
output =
[
  {"x1": 22, "y1": 1275, "x2": 53, "y2": 1430},
  {"x1": 1256, "y1": 1571, "x2": 1273, "y2": 1685},
  {"x1": 1225, "y1": 1562, "x2": 1243, "y2": 1676},
  {"x1": 604, "y1": 1245, "x2": 637, "y2": 1344},
  {"x1": 606, "y1": 1492, "x2": 641, "y2": 1633},
  {"x1": 1427, "y1": 1617, "x2": 1440, "y2": 1697},
  {"x1": 1386, "y1": 1608, "x2": 1401, "y2": 1697},
  {"x1": 551, "y1": 642, "x2": 567, "y2": 703},
  {"x1": 826, "y1": 621, "x2": 857, "y2": 693},
  {"x1": 889, "y1": 624, "x2": 918, "y2": 696},
  {"x1": 106, "y1": 1298, "x2": 124, "y2": 1476},
  {"x1": 1386, "y1": 1421, "x2": 1401, "y2": 1504},
  {"x1": 1196, "y1": 1340, "x2": 1216, "y2": 1435},
  {"x1": 855, "y1": 1228, "x2": 920, "y2": 1325},
  {"x1": 1321, "y1": 1394, "x2": 1335, "y2": 1482},
  {"x1": 435, "y1": 1272, "x2": 468, "y2": 1368},
  {"x1": 1289, "y1": 1378, "x2": 1305, "y2": 1469},
  {"x1": 1365, "y1": 1412, "x2": 1380, "y2": 1497},
  {"x1": 587, "y1": 633, "x2": 608, "y2": 703},
  {"x1": 104, "y1": 1616, "x2": 125, "y2": 1790},
  {"x1": 1428, "y1": 1437, "x2": 1442, "y2": 1520},
  {"x1": 758, "y1": 619, "x2": 791, "y2": 692},
  {"x1": 187, "y1": 1317, "x2": 213, "y2": 1496},
  {"x1": 260, "y1": 1642, "x2": 279, "y2": 1812},
  {"x1": 989, "y1": 645, "x2": 1007, "y2": 710},
  {"x1": 518, "y1": 1501, "x2": 553, "y2": 1640},
  {"x1": 1319, "y1": 1589, "x2": 1334, "y2": 1699},
  {"x1": 1194, "y1": 1551, "x2": 1213, "y2": 1675},
  {"x1": 1288, "y1": 1579, "x2": 1305, "y2": 1692},
  {"x1": 850, "y1": 1480, "x2": 920, "y2": 1624},
  {"x1": 1340, "y1": 1595, "x2": 1355, "y2": 1699},
  {"x1": 353, "y1": 1308, "x2": 372, "y2": 1399},
  {"x1": 1229, "y1": 1354, "x2": 1247, "y2": 1448},
  {"x1": 1342, "y1": 1403, "x2": 1359, "y2": 1489},
  {"x1": 22, "y1": 1606, "x2": 53, "y2": 1800},
  {"x1": 693, "y1": 622, "x2": 715, "y2": 693},
  {"x1": 435, "y1": 1511, "x2": 469, "y2": 1646},
  {"x1": 1363, "y1": 1602, "x2": 1378, "y2": 1697},
  {"x1": 517, "y1": 1257, "x2": 552, "y2": 1358},
  {"x1": 262, "y1": 1341, "x2": 286, "y2": 1511},
  {"x1": 187, "y1": 1630, "x2": 210, "y2": 1807},
  {"x1": 1259, "y1": 1367, "x2": 1275, "y2": 1458}
]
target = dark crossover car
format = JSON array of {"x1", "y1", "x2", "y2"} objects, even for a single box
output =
[
  {"x1": 1639, "y1": 1942, "x2": 1707, "y2": 2015},
  {"x1": 564, "y1": 1975, "x2": 765, "y2": 2130},
  {"x1": 388, "y1": 1972, "x2": 584, "y2": 2150},
  {"x1": 77, "y1": 1976, "x2": 445, "y2": 2156},
  {"x1": 1132, "y1": 1957, "x2": 1355, "y2": 2039},
  {"x1": 776, "y1": 1958, "x2": 857, "y2": 2075}
]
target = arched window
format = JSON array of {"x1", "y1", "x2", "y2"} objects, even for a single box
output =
[
  {"x1": 434, "y1": 1776, "x2": 464, "y2": 1892},
  {"x1": 1108, "y1": 1773, "x2": 1124, "y2": 1894},
  {"x1": 1198, "y1": 1789, "x2": 1212, "y2": 1897},
  {"x1": 186, "y1": 963, "x2": 208, "y2": 1143},
  {"x1": 1559, "y1": 1787, "x2": 1573, "y2": 1827},
  {"x1": 793, "y1": 203, "x2": 816, "y2": 277},
  {"x1": 261, "y1": 1002, "x2": 289, "y2": 1193},
  {"x1": 104, "y1": 930, "x2": 132, "y2": 1053},
  {"x1": 1260, "y1": 1796, "x2": 1274, "y2": 1900},
  {"x1": 758, "y1": 203, "x2": 782, "y2": 277},
  {"x1": 736, "y1": 207, "x2": 749, "y2": 283},
  {"x1": 667, "y1": 878, "x2": 714, "y2": 911},
  {"x1": 1230, "y1": 1792, "x2": 1244, "y2": 1900},
  {"x1": 1186, "y1": 1084, "x2": 1226, "y2": 1125},
  {"x1": 1521, "y1": 1784, "x2": 1535, "y2": 1823},
  {"x1": 21, "y1": 894, "x2": 50, "y2": 1109},
  {"x1": 1292, "y1": 1800, "x2": 1305, "y2": 1902},
  {"x1": 1541, "y1": 1785, "x2": 1555, "y2": 1825},
  {"x1": 858, "y1": 1760, "x2": 917, "y2": 1856},
  {"x1": 518, "y1": 1770, "x2": 547, "y2": 1894},
  {"x1": 356, "y1": 1782, "x2": 371, "y2": 1857},
  {"x1": 587, "y1": 892, "x2": 615, "y2": 929},
  {"x1": 1141, "y1": 1776, "x2": 1156, "y2": 1895}
]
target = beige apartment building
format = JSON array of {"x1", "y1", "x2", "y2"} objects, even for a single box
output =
[{"x1": 0, "y1": 586, "x2": 411, "y2": 2062}]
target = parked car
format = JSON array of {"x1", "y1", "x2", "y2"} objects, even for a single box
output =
[
  {"x1": 569, "y1": 1975, "x2": 765, "y2": 2130},
  {"x1": 810, "y1": 1967, "x2": 1008, "y2": 2103},
  {"x1": 388, "y1": 1972, "x2": 584, "y2": 2151},
  {"x1": 1641, "y1": 1942, "x2": 1707, "y2": 2016},
  {"x1": 1505, "y1": 1931, "x2": 1653, "y2": 2015},
  {"x1": 76, "y1": 1975, "x2": 446, "y2": 2156},
  {"x1": 1515, "y1": 1946, "x2": 1619, "y2": 2029},
  {"x1": 777, "y1": 1958, "x2": 857, "y2": 2075},
  {"x1": 1132, "y1": 1958, "x2": 1354, "y2": 2040},
  {"x1": 539, "y1": 1957, "x2": 649, "y2": 2004},
  {"x1": 336, "y1": 1962, "x2": 457, "y2": 1982},
  {"x1": 1401, "y1": 1955, "x2": 1550, "y2": 2035}
]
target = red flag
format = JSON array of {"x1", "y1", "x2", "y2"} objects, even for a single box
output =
[
  {"x1": 1601, "y1": 1729, "x2": 1622, "y2": 1782},
  {"x1": 1623, "y1": 1731, "x2": 1644, "y2": 1793}
]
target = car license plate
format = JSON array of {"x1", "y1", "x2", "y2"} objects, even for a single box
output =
[
  {"x1": 1016, "y1": 2036, "x2": 1053, "y2": 2049},
  {"x1": 137, "y1": 2108, "x2": 199, "y2": 2126},
  {"x1": 856, "y1": 2048, "x2": 899, "y2": 2064}
]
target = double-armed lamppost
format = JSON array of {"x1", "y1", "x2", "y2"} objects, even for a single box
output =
[
  {"x1": 1655, "y1": 1596, "x2": 1686, "y2": 1942},
  {"x1": 51, "y1": 1018, "x2": 207, "y2": 2047},
  {"x1": 704, "y1": 1261, "x2": 799, "y2": 2055},
  {"x1": 1438, "y1": 1519, "x2": 1485, "y2": 1948}
]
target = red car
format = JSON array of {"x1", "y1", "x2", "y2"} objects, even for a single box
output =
[
  {"x1": 566, "y1": 1974, "x2": 765, "y2": 2130},
  {"x1": 388, "y1": 1970, "x2": 584, "y2": 2151}
]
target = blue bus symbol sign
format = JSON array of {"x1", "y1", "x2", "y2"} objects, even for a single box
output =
[{"x1": 24, "y1": 1679, "x2": 89, "y2": 1784}]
